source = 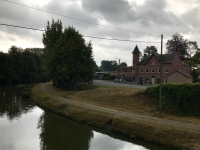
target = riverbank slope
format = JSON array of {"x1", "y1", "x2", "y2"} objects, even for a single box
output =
[{"x1": 31, "y1": 83, "x2": 200, "y2": 150}]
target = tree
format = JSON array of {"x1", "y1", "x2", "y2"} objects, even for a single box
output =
[
  {"x1": 42, "y1": 19, "x2": 63, "y2": 85},
  {"x1": 0, "y1": 52, "x2": 13, "y2": 84},
  {"x1": 43, "y1": 21, "x2": 95, "y2": 90},
  {"x1": 100, "y1": 60, "x2": 118, "y2": 71},
  {"x1": 120, "y1": 62, "x2": 127, "y2": 67},
  {"x1": 143, "y1": 46, "x2": 158, "y2": 55},
  {"x1": 8, "y1": 46, "x2": 23, "y2": 84},
  {"x1": 166, "y1": 33, "x2": 188, "y2": 60}
]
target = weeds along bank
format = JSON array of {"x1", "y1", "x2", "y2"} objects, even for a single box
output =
[
  {"x1": 31, "y1": 84, "x2": 200, "y2": 150},
  {"x1": 144, "y1": 83, "x2": 200, "y2": 116}
]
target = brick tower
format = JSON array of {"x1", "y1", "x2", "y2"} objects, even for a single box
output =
[{"x1": 132, "y1": 45, "x2": 140, "y2": 82}]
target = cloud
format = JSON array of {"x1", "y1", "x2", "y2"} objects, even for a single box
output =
[{"x1": 0, "y1": 0, "x2": 200, "y2": 66}]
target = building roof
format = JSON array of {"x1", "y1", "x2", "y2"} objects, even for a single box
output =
[
  {"x1": 167, "y1": 70, "x2": 192, "y2": 78},
  {"x1": 132, "y1": 45, "x2": 140, "y2": 53},
  {"x1": 138, "y1": 53, "x2": 176, "y2": 65}
]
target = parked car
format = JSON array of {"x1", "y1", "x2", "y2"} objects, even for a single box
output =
[{"x1": 114, "y1": 79, "x2": 121, "y2": 83}]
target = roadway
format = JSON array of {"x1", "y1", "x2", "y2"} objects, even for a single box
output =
[{"x1": 93, "y1": 80, "x2": 148, "y2": 89}]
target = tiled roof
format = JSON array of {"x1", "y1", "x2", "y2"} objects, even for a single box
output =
[
  {"x1": 167, "y1": 70, "x2": 192, "y2": 78},
  {"x1": 138, "y1": 55, "x2": 151, "y2": 65},
  {"x1": 138, "y1": 53, "x2": 176, "y2": 65},
  {"x1": 132, "y1": 45, "x2": 140, "y2": 53}
]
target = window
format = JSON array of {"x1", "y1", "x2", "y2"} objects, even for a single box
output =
[
  {"x1": 133, "y1": 60, "x2": 135, "y2": 65},
  {"x1": 140, "y1": 68, "x2": 143, "y2": 73},
  {"x1": 158, "y1": 68, "x2": 160, "y2": 73},
  {"x1": 152, "y1": 61, "x2": 155, "y2": 65},
  {"x1": 145, "y1": 68, "x2": 148, "y2": 73},
  {"x1": 165, "y1": 68, "x2": 169, "y2": 73},
  {"x1": 152, "y1": 68, "x2": 155, "y2": 73}
]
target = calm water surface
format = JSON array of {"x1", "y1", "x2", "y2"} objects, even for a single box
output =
[{"x1": 0, "y1": 86, "x2": 171, "y2": 150}]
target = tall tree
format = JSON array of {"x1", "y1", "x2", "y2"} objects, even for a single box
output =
[
  {"x1": 166, "y1": 33, "x2": 188, "y2": 60},
  {"x1": 143, "y1": 46, "x2": 158, "y2": 55},
  {"x1": 43, "y1": 22, "x2": 95, "y2": 90},
  {"x1": 43, "y1": 19, "x2": 63, "y2": 84}
]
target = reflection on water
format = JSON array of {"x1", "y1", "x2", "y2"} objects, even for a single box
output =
[
  {"x1": 0, "y1": 86, "x2": 35, "y2": 120},
  {"x1": 0, "y1": 86, "x2": 172, "y2": 150},
  {"x1": 38, "y1": 111, "x2": 94, "y2": 150}
]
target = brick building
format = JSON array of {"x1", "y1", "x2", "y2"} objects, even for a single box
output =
[{"x1": 110, "y1": 45, "x2": 192, "y2": 84}]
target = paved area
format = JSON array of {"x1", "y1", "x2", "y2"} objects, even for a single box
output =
[
  {"x1": 93, "y1": 80, "x2": 149, "y2": 89},
  {"x1": 41, "y1": 84, "x2": 200, "y2": 131}
]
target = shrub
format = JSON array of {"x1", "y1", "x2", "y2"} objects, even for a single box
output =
[{"x1": 144, "y1": 83, "x2": 200, "y2": 116}]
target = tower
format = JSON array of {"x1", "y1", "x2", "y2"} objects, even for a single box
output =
[
  {"x1": 132, "y1": 45, "x2": 140, "y2": 67},
  {"x1": 132, "y1": 45, "x2": 140, "y2": 82}
]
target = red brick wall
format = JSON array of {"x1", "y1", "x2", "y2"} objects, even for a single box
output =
[{"x1": 167, "y1": 72, "x2": 192, "y2": 83}]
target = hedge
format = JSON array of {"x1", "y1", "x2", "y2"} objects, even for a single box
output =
[{"x1": 144, "y1": 83, "x2": 200, "y2": 116}]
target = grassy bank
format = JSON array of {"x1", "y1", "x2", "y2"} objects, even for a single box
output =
[{"x1": 31, "y1": 83, "x2": 200, "y2": 150}]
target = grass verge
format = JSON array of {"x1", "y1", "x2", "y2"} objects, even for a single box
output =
[{"x1": 31, "y1": 84, "x2": 200, "y2": 150}]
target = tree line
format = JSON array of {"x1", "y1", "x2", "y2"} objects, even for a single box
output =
[
  {"x1": 96, "y1": 60, "x2": 127, "y2": 72},
  {"x1": 0, "y1": 46, "x2": 46, "y2": 85}
]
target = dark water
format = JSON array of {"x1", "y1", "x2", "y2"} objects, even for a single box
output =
[{"x1": 0, "y1": 86, "x2": 171, "y2": 150}]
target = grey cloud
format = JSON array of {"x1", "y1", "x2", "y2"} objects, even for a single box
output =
[
  {"x1": 44, "y1": 0, "x2": 99, "y2": 30},
  {"x1": 82, "y1": 0, "x2": 137, "y2": 23},
  {"x1": 180, "y1": 7, "x2": 200, "y2": 28}
]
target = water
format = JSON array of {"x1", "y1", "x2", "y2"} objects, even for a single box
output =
[{"x1": 0, "y1": 86, "x2": 171, "y2": 150}]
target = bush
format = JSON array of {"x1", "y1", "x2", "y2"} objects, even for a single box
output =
[
  {"x1": 144, "y1": 83, "x2": 200, "y2": 116},
  {"x1": 102, "y1": 73, "x2": 110, "y2": 80},
  {"x1": 110, "y1": 75, "x2": 115, "y2": 80}
]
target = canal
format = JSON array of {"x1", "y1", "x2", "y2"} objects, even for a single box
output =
[{"x1": 0, "y1": 86, "x2": 171, "y2": 150}]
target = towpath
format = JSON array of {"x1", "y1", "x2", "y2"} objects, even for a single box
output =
[{"x1": 41, "y1": 83, "x2": 200, "y2": 131}]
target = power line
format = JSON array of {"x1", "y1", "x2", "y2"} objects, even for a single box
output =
[
  {"x1": 83, "y1": 35, "x2": 161, "y2": 43},
  {"x1": 0, "y1": 23, "x2": 44, "y2": 31},
  {"x1": 4, "y1": 0, "x2": 160, "y2": 37},
  {"x1": 0, "y1": 23, "x2": 161, "y2": 43}
]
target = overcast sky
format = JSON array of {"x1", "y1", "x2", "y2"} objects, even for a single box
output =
[{"x1": 0, "y1": 0, "x2": 199, "y2": 66}]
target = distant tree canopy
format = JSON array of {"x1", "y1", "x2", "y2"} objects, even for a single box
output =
[
  {"x1": 100, "y1": 60, "x2": 118, "y2": 71},
  {"x1": 0, "y1": 46, "x2": 46, "y2": 85},
  {"x1": 143, "y1": 46, "x2": 158, "y2": 55},
  {"x1": 120, "y1": 62, "x2": 127, "y2": 67},
  {"x1": 43, "y1": 19, "x2": 96, "y2": 90},
  {"x1": 166, "y1": 33, "x2": 199, "y2": 60}
]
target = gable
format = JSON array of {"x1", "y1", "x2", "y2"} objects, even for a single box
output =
[
  {"x1": 172, "y1": 53, "x2": 182, "y2": 66},
  {"x1": 146, "y1": 55, "x2": 160, "y2": 65}
]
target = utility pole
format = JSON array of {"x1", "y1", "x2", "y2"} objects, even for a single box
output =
[
  {"x1": 118, "y1": 59, "x2": 120, "y2": 80},
  {"x1": 159, "y1": 34, "x2": 163, "y2": 116},
  {"x1": 116, "y1": 58, "x2": 120, "y2": 81}
]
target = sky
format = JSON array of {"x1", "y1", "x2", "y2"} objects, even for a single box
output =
[{"x1": 0, "y1": 0, "x2": 199, "y2": 66}]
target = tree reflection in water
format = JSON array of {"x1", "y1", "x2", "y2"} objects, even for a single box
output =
[
  {"x1": 38, "y1": 111, "x2": 94, "y2": 150},
  {"x1": 0, "y1": 86, "x2": 35, "y2": 120}
]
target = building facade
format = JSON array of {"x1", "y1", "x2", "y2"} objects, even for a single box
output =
[{"x1": 110, "y1": 45, "x2": 192, "y2": 84}]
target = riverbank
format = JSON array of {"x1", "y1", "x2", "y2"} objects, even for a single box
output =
[{"x1": 31, "y1": 83, "x2": 200, "y2": 150}]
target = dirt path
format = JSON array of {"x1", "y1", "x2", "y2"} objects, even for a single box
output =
[{"x1": 41, "y1": 84, "x2": 200, "y2": 131}]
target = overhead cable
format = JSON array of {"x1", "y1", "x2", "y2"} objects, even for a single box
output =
[
  {"x1": 0, "y1": 23, "x2": 161, "y2": 43},
  {"x1": 4, "y1": 0, "x2": 160, "y2": 37}
]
